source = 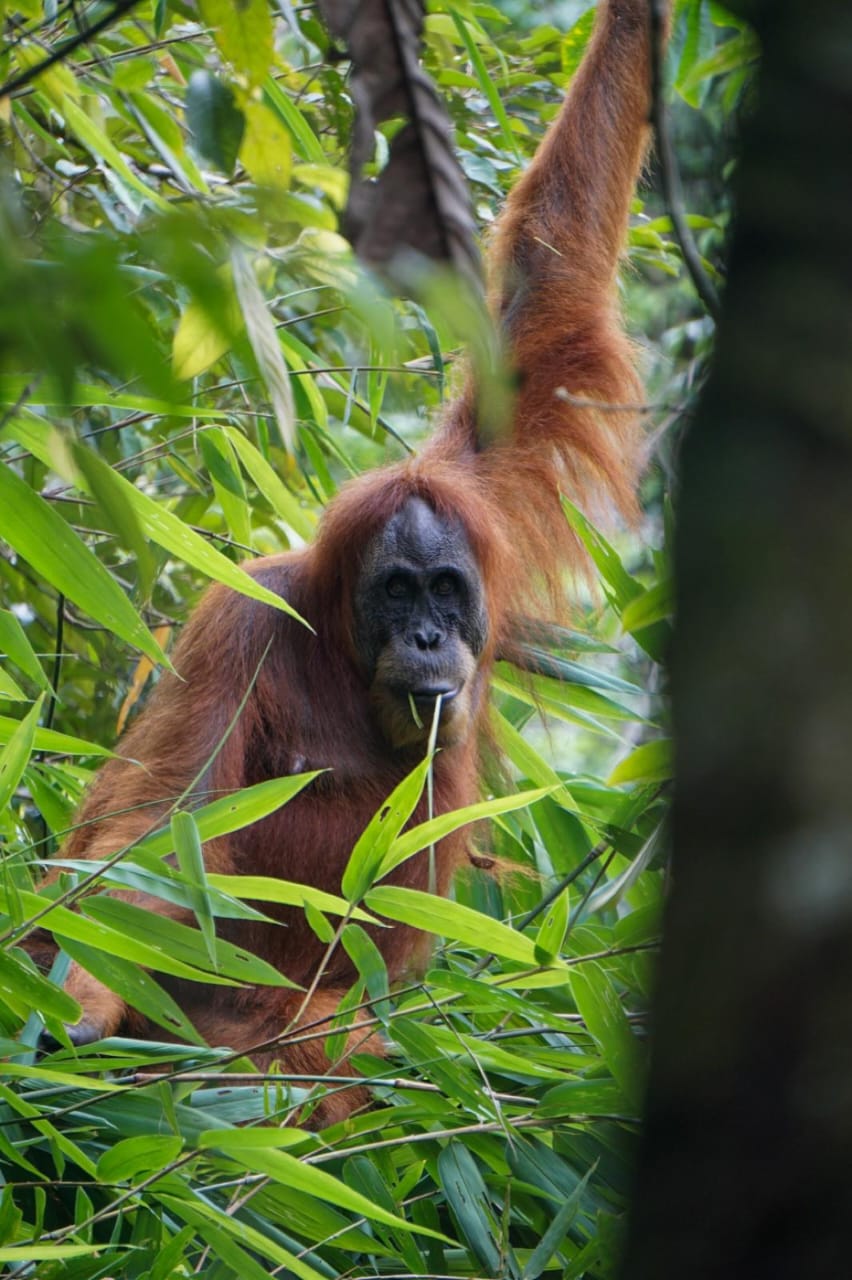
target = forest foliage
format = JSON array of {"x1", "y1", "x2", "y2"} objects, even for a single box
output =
[{"x1": 0, "y1": 1, "x2": 752, "y2": 1275}]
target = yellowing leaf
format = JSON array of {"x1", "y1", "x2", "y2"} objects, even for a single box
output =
[
  {"x1": 240, "y1": 100, "x2": 292, "y2": 189},
  {"x1": 173, "y1": 266, "x2": 241, "y2": 380},
  {"x1": 199, "y1": 0, "x2": 274, "y2": 90}
]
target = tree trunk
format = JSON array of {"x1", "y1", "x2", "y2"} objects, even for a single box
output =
[{"x1": 620, "y1": 2, "x2": 852, "y2": 1276}]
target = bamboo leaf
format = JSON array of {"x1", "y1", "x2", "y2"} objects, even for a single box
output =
[{"x1": 0, "y1": 467, "x2": 170, "y2": 667}]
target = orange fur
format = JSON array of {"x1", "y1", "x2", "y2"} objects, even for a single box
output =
[{"x1": 35, "y1": 0, "x2": 656, "y2": 1121}]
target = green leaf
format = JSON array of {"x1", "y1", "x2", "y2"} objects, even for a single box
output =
[
  {"x1": 96, "y1": 1134, "x2": 183, "y2": 1183},
  {"x1": 81, "y1": 896, "x2": 295, "y2": 987},
  {"x1": 4, "y1": 415, "x2": 308, "y2": 624},
  {"x1": 263, "y1": 77, "x2": 326, "y2": 164},
  {"x1": 231, "y1": 242, "x2": 296, "y2": 452},
  {"x1": 72, "y1": 439, "x2": 156, "y2": 599},
  {"x1": 534, "y1": 887, "x2": 570, "y2": 964},
  {"x1": 365, "y1": 886, "x2": 553, "y2": 967},
  {"x1": 0, "y1": 665, "x2": 31, "y2": 704},
  {"x1": 0, "y1": 697, "x2": 42, "y2": 811},
  {"x1": 491, "y1": 709, "x2": 577, "y2": 810},
  {"x1": 0, "y1": 608, "x2": 51, "y2": 691},
  {"x1": 342, "y1": 756, "x2": 432, "y2": 901},
  {"x1": 136, "y1": 774, "x2": 320, "y2": 860},
  {"x1": 60, "y1": 97, "x2": 169, "y2": 211},
  {"x1": 193, "y1": 1140, "x2": 447, "y2": 1236},
  {"x1": 0, "y1": 466, "x2": 170, "y2": 667},
  {"x1": 0, "y1": 947, "x2": 80, "y2": 1025},
  {"x1": 185, "y1": 70, "x2": 245, "y2": 174},
  {"x1": 224, "y1": 426, "x2": 316, "y2": 540},
  {"x1": 570, "y1": 962, "x2": 644, "y2": 1108},
  {"x1": 200, "y1": 0, "x2": 274, "y2": 90},
  {"x1": 379, "y1": 785, "x2": 555, "y2": 879},
  {"x1": 55, "y1": 936, "x2": 204, "y2": 1043},
  {"x1": 0, "y1": 716, "x2": 111, "y2": 756},
  {"x1": 209, "y1": 874, "x2": 376, "y2": 923},
  {"x1": 608, "y1": 739, "x2": 673, "y2": 785},
  {"x1": 171, "y1": 810, "x2": 217, "y2": 966},
  {"x1": 620, "y1": 578, "x2": 674, "y2": 631},
  {"x1": 438, "y1": 1143, "x2": 503, "y2": 1275},
  {"x1": 240, "y1": 100, "x2": 293, "y2": 188}
]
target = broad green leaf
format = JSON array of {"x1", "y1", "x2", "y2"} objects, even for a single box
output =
[
  {"x1": 0, "y1": 608, "x2": 51, "y2": 690},
  {"x1": 199, "y1": 427, "x2": 252, "y2": 549},
  {"x1": 231, "y1": 242, "x2": 295, "y2": 451},
  {"x1": 159, "y1": 1193, "x2": 329, "y2": 1280},
  {"x1": 81, "y1": 896, "x2": 295, "y2": 987},
  {"x1": 0, "y1": 696, "x2": 43, "y2": 811},
  {"x1": 561, "y1": 499, "x2": 642, "y2": 610},
  {"x1": 96, "y1": 1134, "x2": 183, "y2": 1183},
  {"x1": 0, "y1": 467, "x2": 170, "y2": 667},
  {"x1": 365, "y1": 886, "x2": 555, "y2": 967},
  {"x1": 60, "y1": 97, "x2": 169, "y2": 211},
  {"x1": 224, "y1": 426, "x2": 316, "y2": 540},
  {"x1": 5, "y1": 887, "x2": 235, "y2": 985},
  {"x1": 379, "y1": 785, "x2": 555, "y2": 878},
  {"x1": 438, "y1": 1143, "x2": 503, "y2": 1276},
  {"x1": 200, "y1": 0, "x2": 274, "y2": 89},
  {"x1": 193, "y1": 1140, "x2": 446, "y2": 1236},
  {"x1": 185, "y1": 70, "x2": 245, "y2": 174},
  {"x1": 173, "y1": 292, "x2": 236, "y2": 379},
  {"x1": 136, "y1": 774, "x2": 320, "y2": 859},
  {"x1": 620, "y1": 579, "x2": 674, "y2": 631},
  {"x1": 0, "y1": 665, "x2": 26, "y2": 701},
  {"x1": 171, "y1": 810, "x2": 217, "y2": 966},
  {"x1": 570, "y1": 962, "x2": 644, "y2": 1108},
  {"x1": 491, "y1": 709, "x2": 577, "y2": 810},
  {"x1": 263, "y1": 77, "x2": 326, "y2": 164},
  {"x1": 72, "y1": 439, "x2": 155, "y2": 599},
  {"x1": 538, "y1": 1077, "x2": 631, "y2": 1117},
  {"x1": 0, "y1": 947, "x2": 80, "y2": 1025},
  {"x1": 0, "y1": 716, "x2": 111, "y2": 756},
  {"x1": 0, "y1": 1247, "x2": 101, "y2": 1262},
  {"x1": 522, "y1": 1168, "x2": 595, "y2": 1279},
  {"x1": 46, "y1": 936, "x2": 204, "y2": 1043},
  {"x1": 534, "y1": 887, "x2": 570, "y2": 964},
  {"x1": 680, "y1": 28, "x2": 760, "y2": 94},
  {"x1": 4, "y1": 419, "x2": 307, "y2": 625},
  {"x1": 341, "y1": 924, "x2": 388, "y2": 1003},
  {"x1": 342, "y1": 756, "x2": 432, "y2": 901},
  {"x1": 209, "y1": 874, "x2": 376, "y2": 923},
  {"x1": 240, "y1": 100, "x2": 293, "y2": 189},
  {"x1": 608, "y1": 739, "x2": 673, "y2": 785}
]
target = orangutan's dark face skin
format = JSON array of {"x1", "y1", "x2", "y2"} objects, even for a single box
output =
[{"x1": 354, "y1": 497, "x2": 489, "y2": 748}]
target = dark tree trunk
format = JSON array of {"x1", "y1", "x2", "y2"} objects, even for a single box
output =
[{"x1": 620, "y1": 2, "x2": 852, "y2": 1276}]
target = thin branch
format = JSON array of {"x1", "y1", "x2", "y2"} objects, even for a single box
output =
[
  {"x1": 42, "y1": 592, "x2": 64, "y2": 733},
  {"x1": 0, "y1": 0, "x2": 143, "y2": 99},
  {"x1": 649, "y1": 0, "x2": 722, "y2": 320}
]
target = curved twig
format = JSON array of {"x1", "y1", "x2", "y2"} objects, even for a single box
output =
[{"x1": 649, "y1": 0, "x2": 722, "y2": 320}]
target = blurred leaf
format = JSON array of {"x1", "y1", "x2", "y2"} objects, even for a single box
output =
[
  {"x1": 231, "y1": 242, "x2": 296, "y2": 451},
  {"x1": 199, "y1": 0, "x2": 274, "y2": 90},
  {"x1": 240, "y1": 100, "x2": 293, "y2": 189},
  {"x1": 0, "y1": 466, "x2": 170, "y2": 667},
  {"x1": 570, "y1": 962, "x2": 645, "y2": 1109},
  {"x1": 608, "y1": 739, "x2": 673, "y2": 785},
  {"x1": 185, "y1": 70, "x2": 245, "y2": 173}
]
